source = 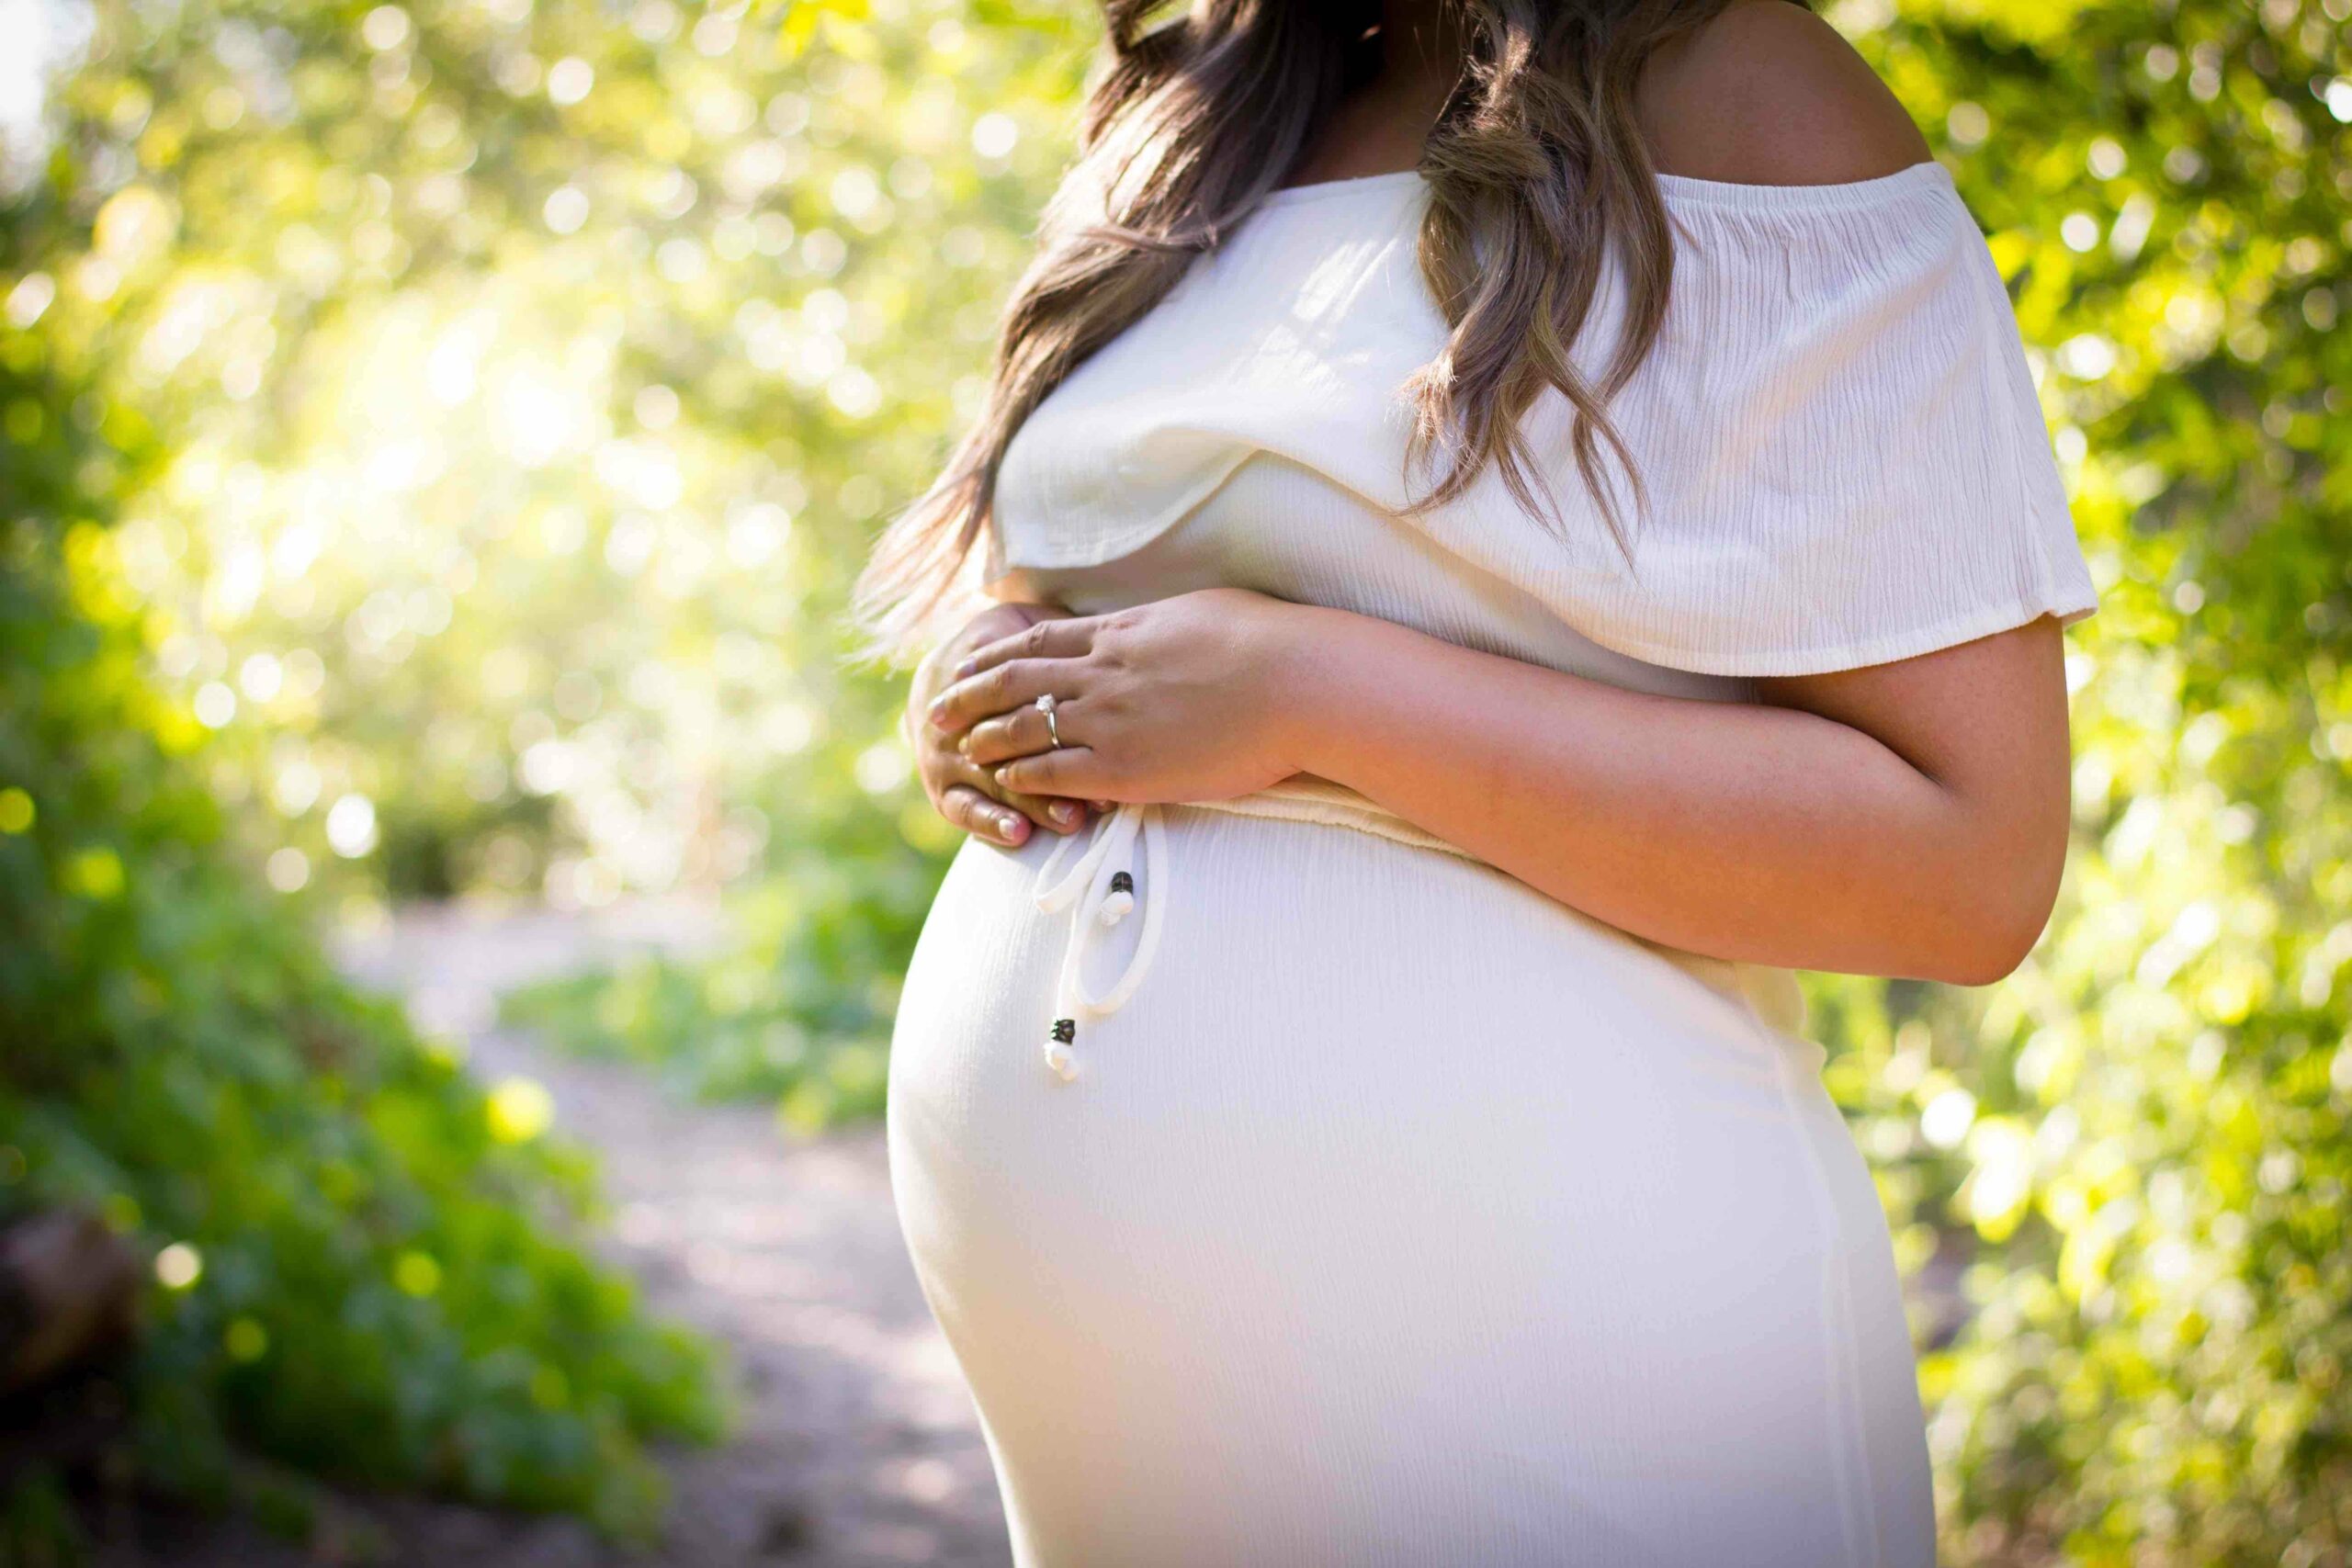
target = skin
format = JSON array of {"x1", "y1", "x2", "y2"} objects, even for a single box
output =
[
  {"x1": 904, "y1": 0, "x2": 1469, "y2": 850},
  {"x1": 906, "y1": 600, "x2": 1081, "y2": 844},
  {"x1": 907, "y1": 0, "x2": 2077, "y2": 987}
]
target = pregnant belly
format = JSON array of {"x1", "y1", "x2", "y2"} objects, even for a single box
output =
[{"x1": 885, "y1": 807, "x2": 1931, "y2": 1566}]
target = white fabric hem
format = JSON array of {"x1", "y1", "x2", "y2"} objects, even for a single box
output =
[{"x1": 1565, "y1": 590, "x2": 2100, "y2": 679}]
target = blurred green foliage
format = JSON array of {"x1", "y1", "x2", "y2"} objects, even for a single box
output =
[
  {"x1": 0, "y1": 347, "x2": 726, "y2": 1541},
  {"x1": 1830, "y1": 0, "x2": 2352, "y2": 1561},
  {"x1": 14, "y1": 0, "x2": 1077, "y2": 916},
  {"x1": 500, "y1": 831, "x2": 937, "y2": 1121},
  {"x1": 2, "y1": 3, "x2": 737, "y2": 1547},
  {"x1": 6, "y1": 0, "x2": 2349, "y2": 1560}
]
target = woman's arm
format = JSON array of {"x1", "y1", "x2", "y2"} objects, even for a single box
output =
[
  {"x1": 1279, "y1": 6, "x2": 2080, "y2": 977},
  {"x1": 931, "y1": 589, "x2": 2074, "y2": 986},
  {"x1": 1272, "y1": 602, "x2": 2074, "y2": 985}
]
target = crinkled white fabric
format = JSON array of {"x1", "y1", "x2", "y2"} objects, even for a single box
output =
[
  {"x1": 890, "y1": 808, "x2": 1937, "y2": 1567},
  {"x1": 891, "y1": 162, "x2": 2092, "y2": 1565},
  {"x1": 986, "y1": 161, "x2": 2098, "y2": 676}
]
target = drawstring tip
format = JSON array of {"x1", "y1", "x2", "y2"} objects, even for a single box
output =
[
  {"x1": 1034, "y1": 811, "x2": 1163, "y2": 1079},
  {"x1": 1099, "y1": 870, "x2": 1136, "y2": 926},
  {"x1": 1044, "y1": 1019, "x2": 1078, "y2": 1081}
]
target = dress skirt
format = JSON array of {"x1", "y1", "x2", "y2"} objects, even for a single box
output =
[{"x1": 886, "y1": 805, "x2": 1937, "y2": 1568}]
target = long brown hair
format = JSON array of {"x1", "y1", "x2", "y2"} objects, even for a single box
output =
[{"x1": 856, "y1": 0, "x2": 1758, "y2": 655}]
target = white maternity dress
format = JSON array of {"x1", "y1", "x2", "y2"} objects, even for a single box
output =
[{"x1": 887, "y1": 161, "x2": 2098, "y2": 1568}]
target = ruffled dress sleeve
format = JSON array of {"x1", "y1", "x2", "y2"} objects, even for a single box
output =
[{"x1": 1577, "y1": 162, "x2": 2099, "y2": 676}]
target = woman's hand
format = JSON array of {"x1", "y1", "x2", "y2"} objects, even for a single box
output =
[
  {"x1": 924, "y1": 588, "x2": 1314, "y2": 806},
  {"x1": 907, "y1": 601, "x2": 1089, "y2": 846}
]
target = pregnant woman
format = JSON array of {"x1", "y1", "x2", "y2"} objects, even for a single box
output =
[{"x1": 873, "y1": 2, "x2": 2096, "y2": 1563}]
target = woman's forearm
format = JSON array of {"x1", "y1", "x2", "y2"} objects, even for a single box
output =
[{"x1": 1276, "y1": 604, "x2": 2058, "y2": 984}]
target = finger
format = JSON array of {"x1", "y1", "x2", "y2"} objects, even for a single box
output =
[
  {"x1": 960, "y1": 602, "x2": 1057, "y2": 650},
  {"x1": 1012, "y1": 792, "x2": 1088, "y2": 832},
  {"x1": 938, "y1": 784, "x2": 1031, "y2": 847},
  {"x1": 960, "y1": 700, "x2": 1065, "y2": 767},
  {"x1": 910, "y1": 606, "x2": 1067, "y2": 736},
  {"x1": 948, "y1": 755, "x2": 1085, "y2": 833},
  {"x1": 997, "y1": 747, "x2": 1110, "y2": 799},
  {"x1": 934, "y1": 612, "x2": 1022, "y2": 681},
  {"x1": 918, "y1": 615, "x2": 1011, "y2": 711},
  {"x1": 954, "y1": 615, "x2": 1100, "y2": 680},
  {"x1": 926, "y1": 658, "x2": 1075, "y2": 735}
]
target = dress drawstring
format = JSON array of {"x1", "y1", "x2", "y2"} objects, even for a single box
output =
[{"x1": 1032, "y1": 803, "x2": 1168, "y2": 1081}]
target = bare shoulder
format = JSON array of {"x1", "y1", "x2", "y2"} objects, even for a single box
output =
[{"x1": 1635, "y1": 1, "x2": 1932, "y2": 186}]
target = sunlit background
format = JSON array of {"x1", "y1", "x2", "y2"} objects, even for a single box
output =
[{"x1": 3, "y1": 0, "x2": 2348, "y2": 1562}]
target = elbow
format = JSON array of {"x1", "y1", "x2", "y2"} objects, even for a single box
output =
[
  {"x1": 1918, "y1": 844, "x2": 2066, "y2": 988},
  {"x1": 1928, "y1": 915, "x2": 2047, "y2": 988}
]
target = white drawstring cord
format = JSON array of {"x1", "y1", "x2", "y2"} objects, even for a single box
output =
[{"x1": 1032, "y1": 803, "x2": 1168, "y2": 1080}]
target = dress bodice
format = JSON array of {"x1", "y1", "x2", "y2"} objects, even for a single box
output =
[{"x1": 976, "y1": 161, "x2": 2100, "y2": 1039}]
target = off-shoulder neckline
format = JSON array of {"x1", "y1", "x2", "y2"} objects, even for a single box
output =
[
  {"x1": 1657, "y1": 159, "x2": 1953, "y2": 209},
  {"x1": 1257, "y1": 158, "x2": 1954, "y2": 213}
]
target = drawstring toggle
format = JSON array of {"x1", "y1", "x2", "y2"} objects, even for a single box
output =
[
  {"x1": 1032, "y1": 806, "x2": 1168, "y2": 1083},
  {"x1": 1043, "y1": 1018, "x2": 1078, "y2": 1081},
  {"x1": 1101, "y1": 870, "x2": 1136, "y2": 925}
]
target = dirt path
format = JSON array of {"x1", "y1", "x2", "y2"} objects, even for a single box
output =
[{"x1": 97, "y1": 900, "x2": 1012, "y2": 1568}]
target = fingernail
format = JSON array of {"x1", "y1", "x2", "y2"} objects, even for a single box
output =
[
  {"x1": 998, "y1": 814, "x2": 1027, "y2": 843},
  {"x1": 926, "y1": 701, "x2": 951, "y2": 728},
  {"x1": 955, "y1": 733, "x2": 971, "y2": 757},
  {"x1": 953, "y1": 656, "x2": 978, "y2": 679},
  {"x1": 1047, "y1": 801, "x2": 1079, "y2": 827}
]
